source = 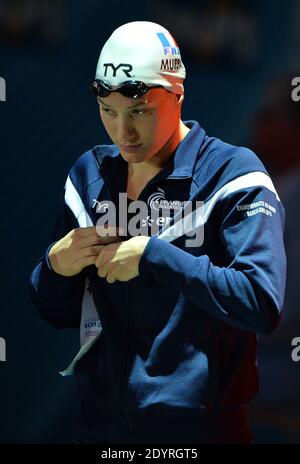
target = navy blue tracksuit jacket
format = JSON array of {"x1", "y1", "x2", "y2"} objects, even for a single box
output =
[{"x1": 29, "y1": 120, "x2": 286, "y2": 443}]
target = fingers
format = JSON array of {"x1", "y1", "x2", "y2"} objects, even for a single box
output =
[
  {"x1": 74, "y1": 226, "x2": 123, "y2": 248},
  {"x1": 97, "y1": 262, "x2": 109, "y2": 278},
  {"x1": 91, "y1": 245, "x2": 105, "y2": 256},
  {"x1": 94, "y1": 242, "x2": 119, "y2": 269},
  {"x1": 72, "y1": 226, "x2": 99, "y2": 237},
  {"x1": 77, "y1": 235, "x2": 107, "y2": 249},
  {"x1": 95, "y1": 250, "x2": 103, "y2": 269},
  {"x1": 75, "y1": 245, "x2": 104, "y2": 260},
  {"x1": 97, "y1": 262, "x2": 117, "y2": 284},
  {"x1": 96, "y1": 225, "x2": 123, "y2": 236},
  {"x1": 106, "y1": 273, "x2": 117, "y2": 284},
  {"x1": 96, "y1": 225, "x2": 124, "y2": 244},
  {"x1": 97, "y1": 234, "x2": 123, "y2": 246},
  {"x1": 71, "y1": 228, "x2": 124, "y2": 283},
  {"x1": 76, "y1": 255, "x2": 98, "y2": 268}
]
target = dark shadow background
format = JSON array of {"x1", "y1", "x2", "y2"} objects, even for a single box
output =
[{"x1": 0, "y1": 0, "x2": 299, "y2": 443}]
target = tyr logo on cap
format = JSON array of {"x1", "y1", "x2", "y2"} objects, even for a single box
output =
[{"x1": 103, "y1": 63, "x2": 133, "y2": 77}]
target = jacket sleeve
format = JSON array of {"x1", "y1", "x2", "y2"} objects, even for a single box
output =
[
  {"x1": 139, "y1": 183, "x2": 286, "y2": 335},
  {"x1": 29, "y1": 185, "x2": 87, "y2": 329}
]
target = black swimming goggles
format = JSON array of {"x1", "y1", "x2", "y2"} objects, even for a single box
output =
[{"x1": 91, "y1": 79, "x2": 162, "y2": 100}]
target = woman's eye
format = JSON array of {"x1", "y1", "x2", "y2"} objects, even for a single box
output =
[
  {"x1": 132, "y1": 109, "x2": 146, "y2": 116},
  {"x1": 101, "y1": 108, "x2": 115, "y2": 116}
]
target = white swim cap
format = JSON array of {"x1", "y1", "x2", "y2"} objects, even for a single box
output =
[{"x1": 94, "y1": 21, "x2": 185, "y2": 95}]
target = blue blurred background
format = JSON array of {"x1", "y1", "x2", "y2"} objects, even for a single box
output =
[{"x1": 0, "y1": 0, "x2": 299, "y2": 443}]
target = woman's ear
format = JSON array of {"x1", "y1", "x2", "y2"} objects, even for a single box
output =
[{"x1": 176, "y1": 94, "x2": 184, "y2": 104}]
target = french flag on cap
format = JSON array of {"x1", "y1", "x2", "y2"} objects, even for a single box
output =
[{"x1": 156, "y1": 32, "x2": 179, "y2": 51}]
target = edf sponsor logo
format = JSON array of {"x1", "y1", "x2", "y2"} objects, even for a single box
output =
[{"x1": 0, "y1": 77, "x2": 6, "y2": 102}]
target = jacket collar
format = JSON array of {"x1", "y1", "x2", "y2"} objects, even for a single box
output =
[
  {"x1": 93, "y1": 120, "x2": 206, "y2": 183},
  {"x1": 161, "y1": 120, "x2": 206, "y2": 179}
]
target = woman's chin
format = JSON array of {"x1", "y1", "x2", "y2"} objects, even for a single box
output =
[{"x1": 120, "y1": 151, "x2": 146, "y2": 163}]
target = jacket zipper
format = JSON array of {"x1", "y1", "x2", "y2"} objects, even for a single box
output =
[
  {"x1": 121, "y1": 282, "x2": 136, "y2": 443},
  {"x1": 96, "y1": 155, "x2": 190, "y2": 442},
  {"x1": 97, "y1": 161, "x2": 135, "y2": 442}
]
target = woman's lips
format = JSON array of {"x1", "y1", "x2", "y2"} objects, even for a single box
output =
[{"x1": 119, "y1": 144, "x2": 143, "y2": 152}]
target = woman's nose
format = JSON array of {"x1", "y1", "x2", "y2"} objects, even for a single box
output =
[{"x1": 117, "y1": 118, "x2": 138, "y2": 143}]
